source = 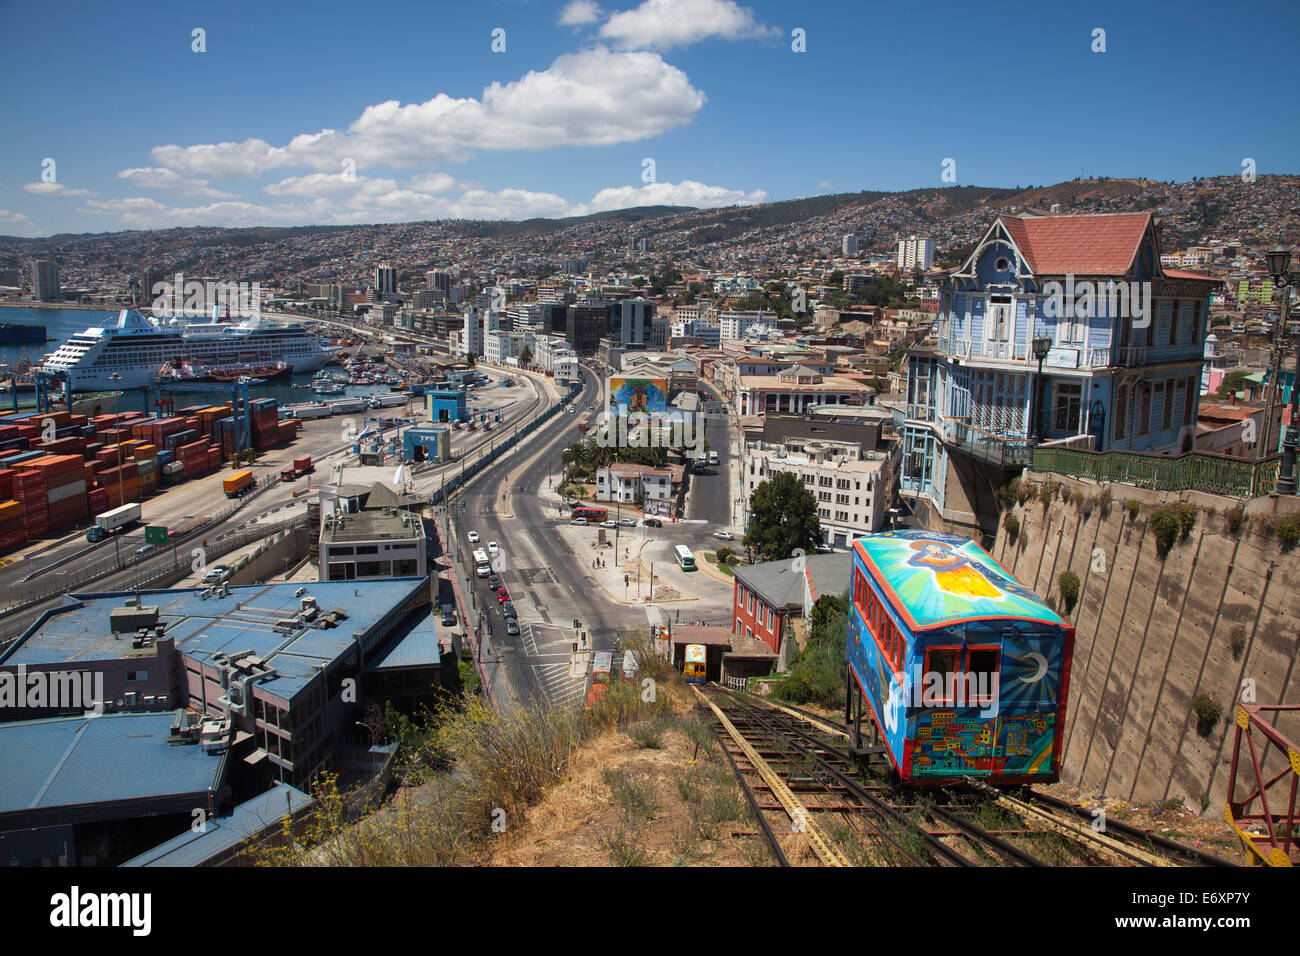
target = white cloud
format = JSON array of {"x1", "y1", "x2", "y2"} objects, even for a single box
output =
[
  {"x1": 558, "y1": 0, "x2": 603, "y2": 25},
  {"x1": 117, "y1": 167, "x2": 236, "y2": 199},
  {"x1": 0, "y1": 210, "x2": 28, "y2": 222},
  {"x1": 23, "y1": 182, "x2": 95, "y2": 197},
  {"x1": 815, "y1": 180, "x2": 834, "y2": 190},
  {"x1": 78, "y1": 177, "x2": 762, "y2": 229},
  {"x1": 599, "y1": 0, "x2": 779, "y2": 50},
  {"x1": 577, "y1": 179, "x2": 765, "y2": 214},
  {"x1": 145, "y1": 47, "x2": 704, "y2": 179}
]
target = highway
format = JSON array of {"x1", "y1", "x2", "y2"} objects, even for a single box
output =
[{"x1": 445, "y1": 364, "x2": 737, "y2": 710}]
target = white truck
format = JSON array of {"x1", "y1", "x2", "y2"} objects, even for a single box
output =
[{"x1": 86, "y1": 502, "x2": 142, "y2": 542}]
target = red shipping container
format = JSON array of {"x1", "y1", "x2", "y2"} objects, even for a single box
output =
[{"x1": 0, "y1": 529, "x2": 26, "y2": 552}]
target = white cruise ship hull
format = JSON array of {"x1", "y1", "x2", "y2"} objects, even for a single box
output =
[{"x1": 42, "y1": 309, "x2": 333, "y2": 392}]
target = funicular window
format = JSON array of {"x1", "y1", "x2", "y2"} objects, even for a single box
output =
[
  {"x1": 965, "y1": 647, "x2": 1001, "y2": 704},
  {"x1": 923, "y1": 645, "x2": 1000, "y2": 706}
]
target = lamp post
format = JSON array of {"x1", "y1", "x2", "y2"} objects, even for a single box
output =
[
  {"x1": 1268, "y1": 246, "x2": 1297, "y2": 494},
  {"x1": 1030, "y1": 336, "x2": 1052, "y2": 444}
]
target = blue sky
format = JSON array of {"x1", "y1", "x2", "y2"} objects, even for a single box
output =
[{"x1": 1, "y1": 0, "x2": 1297, "y2": 237}]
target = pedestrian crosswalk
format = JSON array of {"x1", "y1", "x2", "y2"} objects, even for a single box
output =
[{"x1": 532, "y1": 660, "x2": 585, "y2": 706}]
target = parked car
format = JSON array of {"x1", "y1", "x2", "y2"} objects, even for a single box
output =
[
  {"x1": 440, "y1": 604, "x2": 457, "y2": 626},
  {"x1": 505, "y1": 619, "x2": 520, "y2": 636},
  {"x1": 644, "y1": 518, "x2": 662, "y2": 528},
  {"x1": 487, "y1": 572, "x2": 501, "y2": 590},
  {"x1": 600, "y1": 519, "x2": 618, "y2": 528},
  {"x1": 501, "y1": 601, "x2": 517, "y2": 620},
  {"x1": 619, "y1": 518, "x2": 636, "y2": 527},
  {"x1": 488, "y1": 541, "x2": 499, "y2": 556},
  {"x1": 815, "y1": 543, "x2": 835, "y2": 553},
  {"x1": 467, "y1": 531, "x2": 480, "y2": 544},
  {"x1": 201, "y1": 566, "x2": 229, "y2": 584},
  {"x1": 712, "y1": 531, "x2": 734, "y2": 540},
  {"x1": 496, "y1": 588, "x2": 510, "y2": 604},
  {"x1": 570, "y1": 517, "x2": 588, "y2": 525}
]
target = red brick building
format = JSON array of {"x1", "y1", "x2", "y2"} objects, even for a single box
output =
[{"x1": 731, "y1": 552, "x2": 851, "y2": 655}]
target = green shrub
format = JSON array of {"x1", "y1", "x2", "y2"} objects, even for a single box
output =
[
  {"x1": 1126, "y1": 500, "x2": 1141, "y2": 520},
  {"x1": 1039, "y1": 480, "x2": 1059, "y2": 509},
  {"x1": 998, "y1": 478, "x2": 1021, "y2": 507},
  {"x1": 627, "y1": 720, "x2": 666, "y2": 749},
  {"x1": 1192, "y1": 693, "x2": 1221, "y2": 735},
  {"x1": 1229, "y1": 625, "x2": 1248, "y2": 661},
  {"x1": 1003, "y1": 513, "x2": 1021, "y2": 539},
  {"x1": 1017, "y1": 481, "x2": 1035, "y2": 506},
  {"x1": 1150, "y1": 503, "x2": 1198, "y2": 556},
  {"x1": 715, "y1": 545, "x2": 735, "y2": 564},
  {"x1": 1225, "y1": 505, "x2": 1245, "y2": 535},
  {"x1": 1057, "y1": 570, "x2": 1081, "y2": 615},
  {"x1": 1276, "y1": 512, "x2": 1300, "y2": 549}
]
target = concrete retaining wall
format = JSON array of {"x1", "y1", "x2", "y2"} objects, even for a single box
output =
[{"x1": 992, "y1": 477, "x2": 1300, "y2": 812}]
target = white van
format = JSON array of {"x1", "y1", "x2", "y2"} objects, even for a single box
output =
[
  {"x1": 472, "y1": 549, "x2": 491, "y2": 577},
  {"x1": 708, "y1": 450, "x2": 719, "y2": 466}
]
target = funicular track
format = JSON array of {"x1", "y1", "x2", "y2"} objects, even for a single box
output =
[{"x1": 698, "y1": 685, "x2": 1236, "y2": 868}]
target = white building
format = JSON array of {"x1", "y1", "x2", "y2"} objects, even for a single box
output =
[
  {"x1": 720, "y1": 309, "x2": 779, "y2": 341},
  {"x1": 594, "y1": 462, "x2": 679, "y2": 505},
  {"x1": 671, "y1": 318, "x2": 721, "y2": 347},
  {"x1": 843, "y1": 234, "x2": 859, "y2": 255},
  {"x1": 896, "y1": 237, "x2": 935, "y2": 271},
  {"x1": 618, "y1": 297, "x2": 654, "y2": 345},
  {"x1": 742, "y1": 440, "x2": 891, "y2": 547}
]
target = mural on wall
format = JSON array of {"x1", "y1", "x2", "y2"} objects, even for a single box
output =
[{"x1": 609, "y1": 377, "x2": 668, "y2": 420}]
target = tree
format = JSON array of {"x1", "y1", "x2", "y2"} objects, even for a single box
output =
[
  {"x1": 743, "y1": 472, "x2": 821, "y2": 562},
  {"x1": 518, "y1": 345, "x2": 533, "y2": 367},
  {"x1": 465, "y1": 351, "x2": 476, "y2": 367}
]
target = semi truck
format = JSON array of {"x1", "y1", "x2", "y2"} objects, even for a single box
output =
[
  {"x1": 224, "y1": 469, "x2": 255, "y2": 498},
  {"x1": 280, "y1": 455, "x2": 313, "y2": 481},
  {"x1": 86, "y1": 502, "x2": 142, "y2": 542}
]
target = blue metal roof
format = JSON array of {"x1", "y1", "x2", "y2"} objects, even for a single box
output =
[
  {"x1": 1, "y1": 579, "x2": 430, "y2": 702},
  {"x1": 120, "y1": 782, "x2": 314, "y2": 867},
  {"x1": 0, "y1": 712, "x2": 224, "y2": 816},
  {"x1": 369, "y1": 611, "x2": 441, "y2": 670}
]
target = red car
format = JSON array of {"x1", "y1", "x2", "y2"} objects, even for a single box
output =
[{"x1": 496, "y1": 587, "x2": 510, "y2": 603}]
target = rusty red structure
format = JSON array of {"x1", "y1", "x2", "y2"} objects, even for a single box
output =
[{"x1": 1225, "y1": 702, "x2": 1300, "y2": 866}]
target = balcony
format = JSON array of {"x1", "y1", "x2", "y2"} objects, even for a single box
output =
[{"x1": 943, "y1": 417, "x2": 1033, "y2": 468}]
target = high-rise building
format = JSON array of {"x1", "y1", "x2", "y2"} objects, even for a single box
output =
[
  {"x1": 565, "y1": 304, "x2": 607, "y2": 354},
  {"x1": 33, "y1": 260, "x2": 60, "y2": 302},
  {"x1": 896, "y1": 237, "x2": 935, "y2": 271},
  {"x1": 375, "y1": 263, "x2": 398, "y2": 301},
  {"x1": 617, "y1": 297, "x2": 654, "y2": 345},
  {"x1": 425, "y1": 270, "x2": 453, "y2": 294},
  {"x1": 842, "y1": 234, "x2": 859, "y2": 255}
]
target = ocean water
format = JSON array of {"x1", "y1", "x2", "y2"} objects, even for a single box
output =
[{"x1": 0, "y1": 306, "x2": 407, "y2": 414}]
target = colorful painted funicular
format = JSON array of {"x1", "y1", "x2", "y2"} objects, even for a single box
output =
[{"x1": 845, "y1": 531, "x2": 1074, "y2": 786}]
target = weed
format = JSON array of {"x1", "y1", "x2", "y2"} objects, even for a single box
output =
[
  {"x1": 1003, "y1": 513, "x2": 1021, "y2": 539},
  {"x1": 603, "y1": 768, "x2": 657, "y2": 822},
  {"x1": 1276, "y1": 512, "x2": 1300, "y2": 549},
  {"x1": 1229, "y1": 625, "x2": 1248, "y2": 661},
  {"x1": 1225, "y1": 504, "x2": 1245, "y2": 535},
  {"x1": 1057, "y1": 570, "x2": 1081, "y2": 615},
  {"x1": 1192, "y1": 693, "x2": 1222, "y2": 735},
  {"x1": 600, "y1": 826, "x2": 649, "y2": 866},
  {"x1": 1126, "y1": 499, "x2": 1141, "y2": 520}
]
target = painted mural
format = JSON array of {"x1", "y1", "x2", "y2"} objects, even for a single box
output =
[
  {"x1": 609, "y1": 377, "x2": 668, "y2": 419},
  {"x1": 855, "y1": 530, "x2": 1062, "y2": 630}
]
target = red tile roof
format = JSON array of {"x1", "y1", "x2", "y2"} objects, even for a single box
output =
[{"x1": 1001, "y1": 212, "x2": 1152, "y2": 276}]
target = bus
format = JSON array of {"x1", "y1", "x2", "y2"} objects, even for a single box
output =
[
  {"x1": 674, "y1": 544, "x2": 696, "y2": 571},
  {"x1": 683, "y1": 644, "x2": 707, "y2": 684},
  {"x1": 572, "y1": 506, "x2": 607, "y2": 522},
  {"x1": 472, "y1": 549, "x2": 491, "y2": 577}
]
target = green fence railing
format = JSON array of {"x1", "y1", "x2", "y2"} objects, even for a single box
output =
[{"x1": 1032, "y1": 446, "x2": 1281, "y2": 499}]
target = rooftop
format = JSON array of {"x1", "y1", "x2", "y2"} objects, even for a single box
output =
[
  {"x1": 853, "y1": 530, "x2": 1065, "y2": 632},
  {"x1": 121, "y1": 782, "x2": 314, "y2": 867},
  {"x1": 732, "y1": 552, "x2": 850, "y2": 610},
  {"x1": 0, "y1": 711, "x2": 227, "y2": 825},
  {"x1": 2, "y1": 578, "x2": 430, "y2": 701},
  {"x1": 321, "y1": 507, "x2": 424, "y2": 544}
]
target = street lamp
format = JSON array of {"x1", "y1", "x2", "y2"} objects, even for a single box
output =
[
  {"x1": 1267, "y1": 246, "x2": 1297, "y2": 494},
  {"x1": 1030, "y1": 336, "x2": 1052, "y2": 443}
]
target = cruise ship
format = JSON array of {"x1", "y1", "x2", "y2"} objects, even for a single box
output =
[{"x1": 41, "y1": 309, "x2": 334, "y2": 390}]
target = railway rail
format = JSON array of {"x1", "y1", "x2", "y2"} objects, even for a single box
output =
[{"x1": 697, "y1": 684, "x2": 1236, "y2": 868}]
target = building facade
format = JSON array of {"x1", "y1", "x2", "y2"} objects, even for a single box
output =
[{"x1": 900, "y1": 212, "x2": 1218, "y2": 529}]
